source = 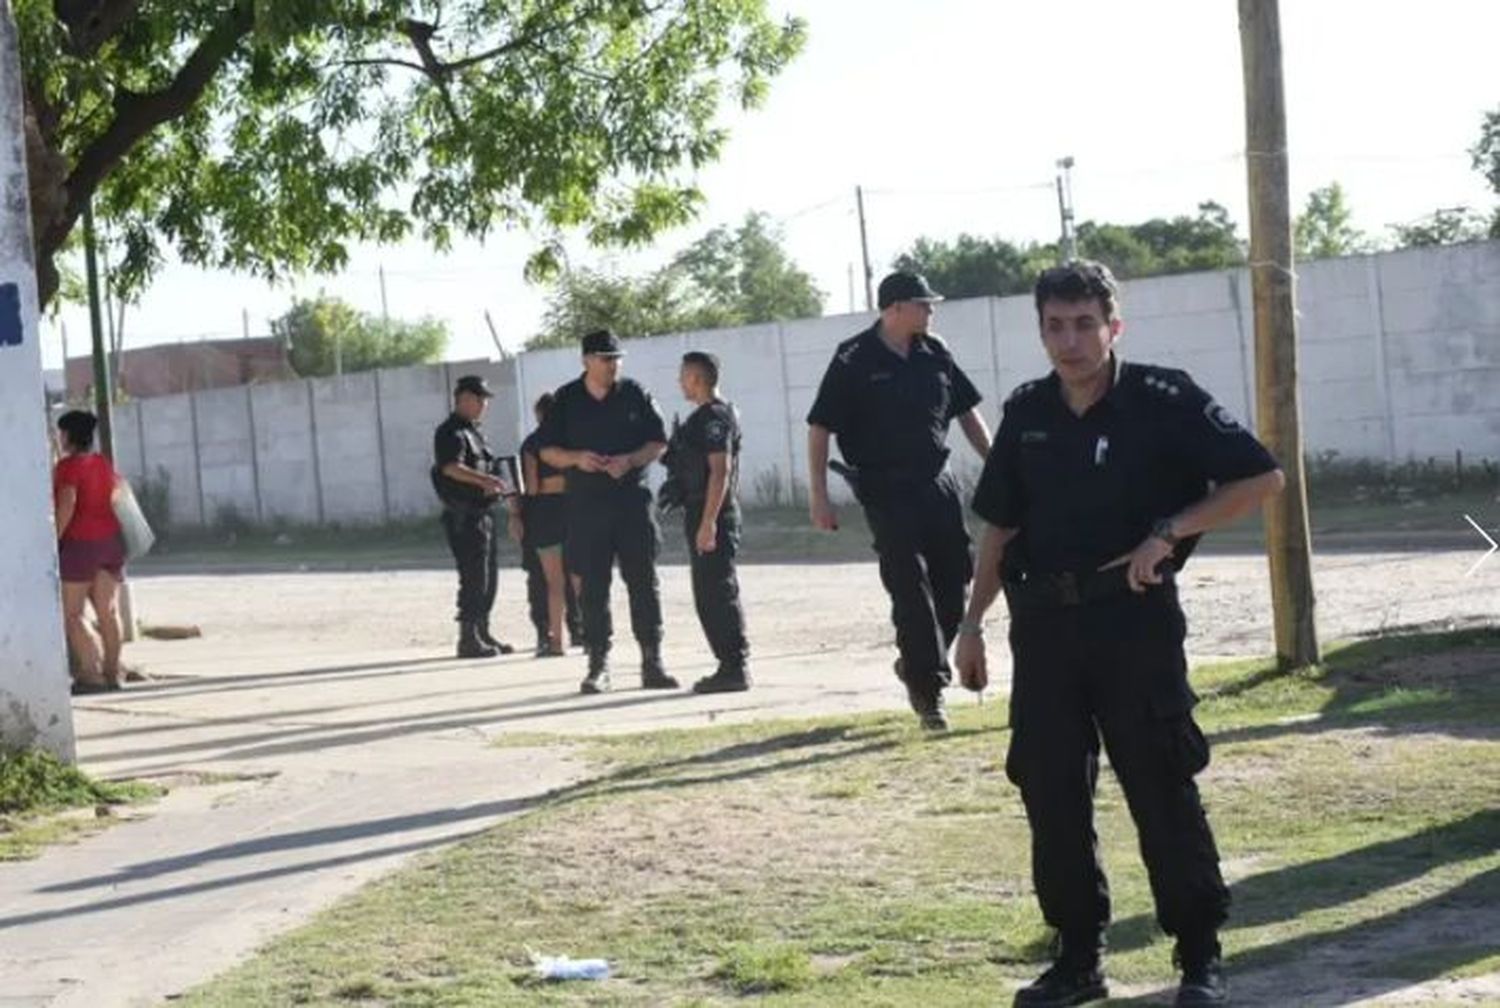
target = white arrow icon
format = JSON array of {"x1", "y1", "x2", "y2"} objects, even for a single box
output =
[{"x1": 1463, "y1": 514, "x2": 1497, "y2": 577}]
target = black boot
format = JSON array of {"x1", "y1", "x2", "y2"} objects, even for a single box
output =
[
  {"x1": 640, "y1": 641, "x2": 679, "y2": 690},
  {"x1": 1174, "y1": 938, "x2": 1227, "y2": 1007},
  {"x1": 692, "y1": 662, "x2": 751, "y2": 694},
  {"x1": 457, "y1": 621, "x2": 500, "y2": 659},
  {"x1": 1014, "y1": 932, "x2": 1107, "y2": 1007},
  {"x1": 896, "y1": 658, "x2": 949, "y2": 731},
  {"x1": 475, "y1": 620, "x2": 515, "y2": 655},
  {"x1": 580, "y1": 650, "x2": 611, "y2": 694}
]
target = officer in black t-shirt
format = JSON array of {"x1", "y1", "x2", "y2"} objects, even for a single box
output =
[
  {"x1": 536, "y1": 329, "x2": 676, "y2": 693},
  {"x1": 431, "y1": 375, "x2": 518, "y2": 659},
  {"x1": 667, "y1": 350, "x2": 750, "y2": 693},
  {"x1": 806, "y1": 271, "x2": 992, "y2": 730},
  {"x1": 955, "y1": 261, "x2": 1285, "y2": 1008}
]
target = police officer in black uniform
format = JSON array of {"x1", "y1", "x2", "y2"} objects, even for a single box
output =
[
  {"x1": 955, "y1": 261, "x2": 1285, "y2": 1008},
  {"x1": 668, "y1": 350, "x2": 751, "y2": 693},
  {"x1": 536, "y1": 329, "x2": 677, "y2": 694},
  {"x1": 431, "y1": 375, "x2": 518, "y2": 659},
  {"x1": 806, "y1": 271, "x2": 992, "y2": 730}
]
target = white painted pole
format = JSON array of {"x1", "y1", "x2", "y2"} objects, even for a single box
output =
[{"x1": 0, "y1": 1, "x2": 77, "y2": 761}]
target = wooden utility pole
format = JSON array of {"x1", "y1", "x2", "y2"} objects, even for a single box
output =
[
  {"x1": 1239, "y1": 0, "x2": 1319, "y2": 668},
  {"x1": 82, "y1": 201, "x2": 115, "y2": 460}
]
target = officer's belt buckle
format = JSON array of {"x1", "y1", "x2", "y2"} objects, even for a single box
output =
[{"x1": 1055, "y1": 572, "x2": 1082, "y2": 607}]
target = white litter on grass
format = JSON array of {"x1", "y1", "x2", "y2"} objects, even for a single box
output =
[{"x1": 530, "y1": 951, "x2": 611, "y2": 981}]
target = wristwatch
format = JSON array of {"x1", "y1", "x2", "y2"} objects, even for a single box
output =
[
  {"x1": 1151, "y1": 517, "x2": 1180, "y2": 547},
  {"x1": 958, "y1": 619, "x2": 984, "y2": 638}
]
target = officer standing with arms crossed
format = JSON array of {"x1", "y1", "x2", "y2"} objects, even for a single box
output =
[
  {"x1": 806, "y1": 271, "x2": 991, "y2": 730},
  {"x1": 668, "y1": 351, "x2": 751, "y2": 693},
  {"x1": 538, "y1": 329, "x2": 677, "y2": 694},
  {"x1": 955, "y1": 261, "x2": 1285, "y2": 1007},
  {"x1": 431, "y1": 375, "x2": 518, "y2": 659}
]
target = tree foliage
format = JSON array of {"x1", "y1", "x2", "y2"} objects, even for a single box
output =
[
  {"x1": 1294, "y1": 182, "x2": 1368, "y2": 260},
  {"x1": 1472, "y1": 105, "x2": 1500, "y2": 199},
  {"x1": 528, "y1": 211, "x2": 822, "y2": 347},
  {"x1": 892, "y1": 235, "x2": 1046, "y2": 299},
  {"x1": 893, "y1": 201, "x2": 1245, "y2": 300},
  {"x1": 272, "y1": 295, "x2": 447, "y2": 377},
  {"x1": 16, "y1": 0, "x2": 806, "y2": 310},
  {"x1": 1389, "y1": 207, "x2": 1495, "y2": 249}
]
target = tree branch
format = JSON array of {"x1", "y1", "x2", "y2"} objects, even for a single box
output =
[
  {"x1": 54, "y1": 0, "x2": 143, "y2": 58},
  {"x1": 36, "y1": 0, "x2": 256, "y2": 304},
  {"x1": 337, "y1": 56, "x2": 431, "y2": 75},
  {"x1": 49, "y1": 1, "x2": 254, "y2": 241}
]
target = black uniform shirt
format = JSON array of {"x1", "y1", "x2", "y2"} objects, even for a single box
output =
[
  {"x1": 806, "y1": 324, "x2": 982, "y2": 477},
  {"x1": 678, "y1": 398, "x2": 742, "y2": 507},
  {"x1": 432, "y1": 413, "x2": 497, "y2": 509},
  {"x1": 972, "y1": 357, "x2": 1279, "y2": 576},
  {"x1": 534, "y1": 375, "x2": 668, "y2": 495}
]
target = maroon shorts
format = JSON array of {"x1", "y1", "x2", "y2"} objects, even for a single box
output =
[{"x1": 58, "y1": 536, "x2": 126, "y2": 584}]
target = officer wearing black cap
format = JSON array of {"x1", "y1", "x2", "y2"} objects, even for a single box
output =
[
  {"x1": 667, "y1": 350, "x2": 750, "y2": 693},
  {"x1": 806, "y1": 270, "x2": 992, "y2": 730},
  {"x1": 955, "y1": 261, "x2": 1285, "y2": 1008},
  {"x1": 537, "y1": 329, "x2": 676, "y2": 693},
  {"x1": 432, "y1": 374, "x2": 517, "y2": 659}
]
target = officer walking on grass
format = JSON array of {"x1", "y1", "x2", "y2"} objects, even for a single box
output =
[
  {"x1": 955, "y1": 260, "x2": 1285, "y2": 1007},
  {"x1": 431, "y1": 375, "x2": 518, "y2": 659},
  {"x1": 806, "y1": 271, "x2": 992, "y2": 730},
  {"x1": 537, "y1": 329, "x2": 677, "y2": 694}
]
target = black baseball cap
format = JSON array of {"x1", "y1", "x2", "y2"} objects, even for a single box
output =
[
  {"x1": 581, "y1": 328, "x2": 624, "y2": 357},
  {"x1": 454, "y1": 374, "x2": 494, "y2": 398},
  {"x1": 877, "y1": 271, "x2": 944, "y2": 310}
]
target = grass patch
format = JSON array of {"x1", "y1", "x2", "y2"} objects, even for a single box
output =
[
  {"x1": 181, "y1": 628, "x2": 1499, "y2": 1006},
  {"x1": 0, "y1": 749, "x2": 164, "y2": 860},
  {"x1": 714, "y1": 943, "x2": 817, "y2": 994}
]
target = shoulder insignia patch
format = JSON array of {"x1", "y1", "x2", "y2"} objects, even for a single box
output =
[{"x1": 1204, "y1": 400, "x2": 1244, "y2": 433}]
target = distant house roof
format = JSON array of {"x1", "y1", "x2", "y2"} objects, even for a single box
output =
[{"x1": 64, "y1": 337, "x2": 298, "y2": 401}]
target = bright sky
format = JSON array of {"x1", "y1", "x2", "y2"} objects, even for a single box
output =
[{"x1": 39, "y1": 0, "x2": 1500, "y2": 369}]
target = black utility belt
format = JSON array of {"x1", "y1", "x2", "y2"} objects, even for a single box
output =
[{"x1": 1004, "y1": 567, "x2": 1174, "y2": 608}]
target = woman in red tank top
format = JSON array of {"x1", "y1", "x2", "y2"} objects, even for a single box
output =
[{"x1": 53, "y1": 410, "x2": 128, "y2": 694}]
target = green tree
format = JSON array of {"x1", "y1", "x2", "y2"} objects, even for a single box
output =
[
  {"x1": 891, "y1": 234, "x2": 1041, "y2": 298},
  {"x1": 529, "y1": 268, "x2": 702, "y2": 350},
  {"x1": 1294, "y1": 182, "x2": 1369, "y2": 260},
  {"x1": 527, "y1": 210, "x2": 823, "y2": 348},
  {"x1": 894, "y1": 200, "x2": 1245, "y2": 298},
  {"x1": 1107, "y1": 201, "x2": 1245, "y2": 276},
  {"x1": 1468, "y1": 106, "x2": 1500, "y2": 239},
  {"x1": 1472, "y1": 106, "x2": 1500, "y2": 197},
  {"x1": 273, "y1": 296, "x2": 447, "y2": 377},
  {"x1": 16, "y1": 1, "x2": 806, "y2": 310},
  {"x1": 672, "y1": 212, "x2": 823, "y2": 323},
  {"x1": 1390, "y1": 207, "x2": 1493, "y2": 248}
]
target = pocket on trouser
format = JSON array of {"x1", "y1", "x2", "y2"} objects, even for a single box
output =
[{"x1": 1150, "y1": 694, "x2": 1211, "y2": 778}]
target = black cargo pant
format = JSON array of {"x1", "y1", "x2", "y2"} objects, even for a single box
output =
[
  {"x1": 1004, "y1": 582, "x2": 1230, "y2": 948},
  {"x1": 684, "y1": 500, "x2": 749, "y2": 670},
  {"x1": 441, "y1": 507, "x2": 498, "y2": 624},
  {"x1": 565, "y1": 486, "x2": 663, "y2": 655},
  {"x1": 858, "y1": 469, "x2": 973, "y2": 697}
]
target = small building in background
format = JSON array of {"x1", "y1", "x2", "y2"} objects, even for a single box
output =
[{"x1": 64, "y1": 337, "x2": 297, "y2": 402}]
